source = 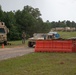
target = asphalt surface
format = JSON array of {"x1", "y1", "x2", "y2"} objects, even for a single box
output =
[{"x1": 0, "y1": 46, "x2": 34, "y2": 61}]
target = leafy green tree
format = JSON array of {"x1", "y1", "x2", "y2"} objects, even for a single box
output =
[
  {"x1": 15, "y1": 5, "x2": 43, "y2": 37},
  {"x1": 0, "y1": 5, "x2": 4, "y2": 21},
  {"x1": 3, "y1": 11, "x2": 20, "y2": 40}
]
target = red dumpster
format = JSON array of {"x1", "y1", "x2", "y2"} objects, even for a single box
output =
[{"x1": 35, "y1": 40, "x2": 74, "y2": 52}]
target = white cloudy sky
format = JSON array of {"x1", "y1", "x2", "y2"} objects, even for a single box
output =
[{"x1": 0, "y1": 0, "x2": 76, "y2": 22}]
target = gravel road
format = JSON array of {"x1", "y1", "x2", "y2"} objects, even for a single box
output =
[{"x1": 0, "y1": 46, "x2": 34, "y2": 61}]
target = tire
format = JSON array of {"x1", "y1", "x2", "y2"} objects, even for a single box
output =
[
  {"x1": 4, "y1": 41, "x2": 7, "y2": 45},
  {"x1": 28, "y1": 41, "x2": 33, "y2": 47}
]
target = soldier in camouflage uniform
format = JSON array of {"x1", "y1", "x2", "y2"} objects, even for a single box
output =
[{"x1": 22, "y1": 32, "x2": 26, "y2": 44}]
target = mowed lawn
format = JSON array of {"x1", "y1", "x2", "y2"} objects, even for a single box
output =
[
  {"x1": 59, "y1": 31, "x2": 76, "y2": 39},
  {"x1": 0, "y1": 52, "x2": 76, "y2": 75}
]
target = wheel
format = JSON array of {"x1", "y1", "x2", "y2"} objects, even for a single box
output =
[
  {"x1": 28, "y1": 41, "x2": 33, "y2": 47},
  {"x1": 4, "y1": 41, "x2": 7, "y2": 45}
]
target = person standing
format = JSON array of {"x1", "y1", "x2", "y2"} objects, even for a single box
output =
[{"x1": 22, "y1": 32, "x2": 26, "y2": 44}]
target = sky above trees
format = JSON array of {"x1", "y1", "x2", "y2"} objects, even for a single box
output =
[{"x1": 0, "y1": 0, "x2": 76, "y2": 22}]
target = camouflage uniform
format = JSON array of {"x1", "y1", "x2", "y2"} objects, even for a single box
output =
[{"x1": 22, "y1": 32, "x2": 26, "y2": 44}]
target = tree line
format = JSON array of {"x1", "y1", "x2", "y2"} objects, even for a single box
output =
[{"x1": 0, "y1": 5, "x2": 76, "y2": 40}]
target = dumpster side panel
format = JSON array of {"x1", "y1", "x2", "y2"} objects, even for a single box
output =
[{"x1": 35, "y1": 40, "x2": 73, "y2": 52}]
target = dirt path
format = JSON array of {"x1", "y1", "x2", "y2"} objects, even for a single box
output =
[{"x1": 0, "y1": 46, "x2": 34, "y2": 61}]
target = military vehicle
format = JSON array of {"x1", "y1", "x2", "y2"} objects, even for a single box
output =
[
  {"x1": 0, "y1": 22, "x2": 9, "y2": 45},
  {"x1": 28, "y1": 32, "x2": 60, "y2": 47}
]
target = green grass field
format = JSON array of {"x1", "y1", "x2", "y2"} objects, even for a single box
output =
[
  {"x1": 0, "y1": 40, "x2": 28, "y2": 48},
  {"x1": 0, "y1": 53, "x2": 76, "y2": 75},
  {"x1": 59, "y1": 31, "x2": 76, "y2": 39}
]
